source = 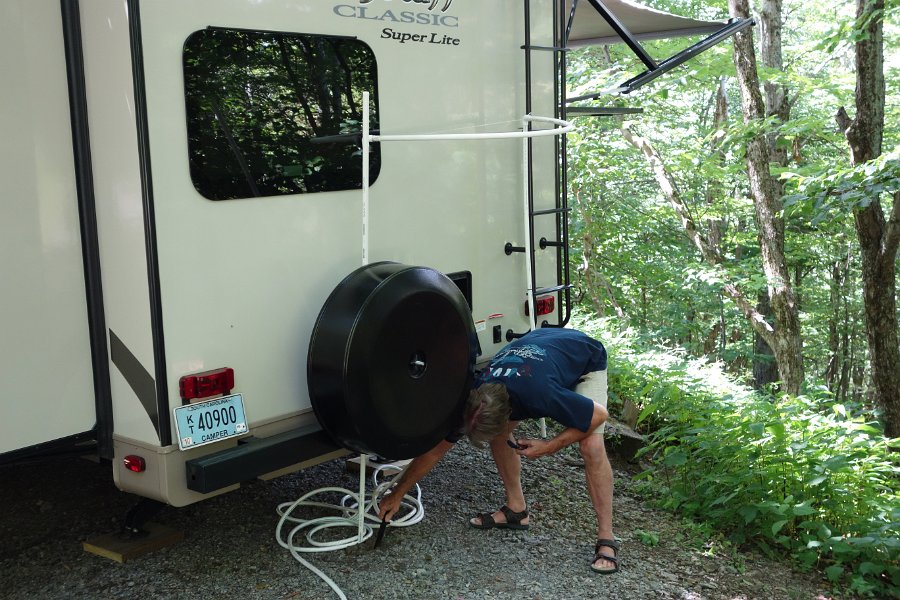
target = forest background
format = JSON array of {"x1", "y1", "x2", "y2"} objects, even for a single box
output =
[{"x1": 563, "y1": 0, "x2": 898, "y2": 596}]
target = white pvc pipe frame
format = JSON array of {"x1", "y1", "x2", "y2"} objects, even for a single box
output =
[{"x1": 361, "y1": 92, "x2": 574, "y2": 334}]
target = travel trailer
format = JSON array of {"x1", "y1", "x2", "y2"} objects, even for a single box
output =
[{"x1": 1, "y1": 0, "x2": 749, "y2": 515}]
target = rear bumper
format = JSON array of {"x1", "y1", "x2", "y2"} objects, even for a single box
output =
[
  {"x1": 113, "y1": 418, "x2": 348, "y2": 506},
  {"x1": 185, "y1": 423, "x2": 345, "y2": 493}
]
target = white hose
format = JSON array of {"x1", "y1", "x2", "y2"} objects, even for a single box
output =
[{"x1": 275, "y1": 461, "x2": 425, "y2": 600}]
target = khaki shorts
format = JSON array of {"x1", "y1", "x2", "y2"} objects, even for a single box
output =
[{"x1": 575, "y1": 370, "x2": 608, "y2": 435}]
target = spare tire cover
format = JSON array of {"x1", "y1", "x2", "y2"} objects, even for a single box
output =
[{"x1": 308, "y1": 262, "x2": 476, "y2": 459}]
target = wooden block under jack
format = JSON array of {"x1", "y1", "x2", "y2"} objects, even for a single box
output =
[
  {"x1": 346, "y1": 455, "x2": 411, "y2": 476},
  {"x1": 83, "y1": 523, "x2": 184, "y2": 563}
]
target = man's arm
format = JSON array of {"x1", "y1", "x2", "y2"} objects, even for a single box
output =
[
  {"x1": 514, "y1": 402, "x2": 608, "y2": 459},
  {"x1": 377, "y1": 439, "x2": 455, "y2": 521}
]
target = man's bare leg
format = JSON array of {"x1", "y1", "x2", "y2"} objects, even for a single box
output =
[
  {"x1": 469, "y1": 422, "x2": 529, "y2": 526},
  {"x1": 580, "y1": 433, "x2": 615, "y2": 571}
]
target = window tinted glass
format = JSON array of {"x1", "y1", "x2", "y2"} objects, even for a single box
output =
[{"x1": 183, "y1": 29, "x2": 380, "y2": 200}]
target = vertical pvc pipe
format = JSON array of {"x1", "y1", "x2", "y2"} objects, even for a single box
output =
[
  {"x1": 358, "y1": 453, "x2": 368, "y2": 542},
  {"x1": 523, "y1": 117, "x2": 545, "y2": 438},
  {"x1": 522, "y1": 117, "x2": 537, "y2": 334},
  {"x1": 358, "y1": 94, "x2": 372, "y2": 534},
  {"x1": 362, "y1": 92, "x2": 370, "y2": 267}
]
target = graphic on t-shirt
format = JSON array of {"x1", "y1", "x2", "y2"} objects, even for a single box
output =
[
  {"x1": 487, "y1": 344, "x2": 546, "y2": 378},
  {"x1": 495, "y1": 344, "x2": 546, "y2": 362}
]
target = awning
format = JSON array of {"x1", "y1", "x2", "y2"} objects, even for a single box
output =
[
  {"x1": 560, "y1": 0, "x2": 754, "y2": 96},
  {"x1": 566, "y1": 0, "x2": 725, "y2": 47}
]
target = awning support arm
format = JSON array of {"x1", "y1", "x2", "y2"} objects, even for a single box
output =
[
  {"x1": 563, "y1": 0, "x2": 580, "y2": 48},
  {"x1": 617, "y1": 17, "x2": 754, "y2": 93},
  {"x1": 567, "y1": 15, "x2": 755, "y2": 100},
  {"x1": 585, "y1": 0, "x2": 657, "y2": 69}
]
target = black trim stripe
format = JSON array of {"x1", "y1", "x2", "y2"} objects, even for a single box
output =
[
  {"x1": 60, "y1": 0, "x2": 114, "y2": 460},
  {"x1": 109, "y1": 330, "x2": 160, "y2": 437},
  {"x1": 127, "y1": 0, "x2": 172, "y2": 446}
]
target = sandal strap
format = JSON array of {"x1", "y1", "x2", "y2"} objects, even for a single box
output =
[
  {"x1": 499, "y1": 505, "x2": 528, "y2": 524},
  {"x1": 593, "y1": 539, "x2": 620, "y2": 566},
  {"x1": 476, "y1": 512, "x2": 496, "y2": 527},
  {"x1": 592, "y1": 552, "x2": 620, "y2": 566}
]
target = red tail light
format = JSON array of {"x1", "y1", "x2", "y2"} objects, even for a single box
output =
[
  {"x1": 123, "y1": 455, "x2": 146, "y2": 473},
  {"x1": 179, "y1": 367, "x2": 235, "y2": 400},
  {"x1": 536, "y1": 296, "x2": 555, "y2": 317},
  {"x1": 525, "y1": 295, "x2": 556, "y2": 317}
]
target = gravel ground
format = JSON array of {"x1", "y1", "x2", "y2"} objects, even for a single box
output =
[{"x1": 1, "y1": 434, "x2": 839, "y2": 600}]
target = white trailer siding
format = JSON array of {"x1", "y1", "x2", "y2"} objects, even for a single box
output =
[
  {"x1": 0, "y1": 0, "x2": 96, "y2": 453},
  {"x1": 134, "y1": 0, "x2": 561, "y2": 444},
  {"x1": 1, "y1": 0, "x2": 567, "y2": 505}
]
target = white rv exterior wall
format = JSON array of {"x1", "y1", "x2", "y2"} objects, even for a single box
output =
[
  {"x1": 135, "y1": 0, "x2": 561, "y2": 441},
  {"x1": 0, "y1": 0, "x2": 567, "y2": 502},
  {"x1": 0, "y1": 0, "x2": 96, "y2": 453}
]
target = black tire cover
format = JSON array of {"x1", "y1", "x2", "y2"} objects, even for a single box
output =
[{"x1": 307, "y1": 262, "x2": 476, "y2": 459}]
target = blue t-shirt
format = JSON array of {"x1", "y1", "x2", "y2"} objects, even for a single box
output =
[{"x1": 476, "y1": 328, "x2": 607, "y2": 432}]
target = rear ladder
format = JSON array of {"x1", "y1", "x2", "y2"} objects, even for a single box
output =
[{"x1": 505, "y1": 0, "x2": 574, "y2": 340}]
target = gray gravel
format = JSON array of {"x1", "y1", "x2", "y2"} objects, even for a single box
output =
[{"x1": 1, "y1": 436, "x2": 837, "y2": 600}]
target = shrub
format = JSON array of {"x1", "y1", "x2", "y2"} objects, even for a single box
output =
[{"x1": 575, "y1": 315, "x2": 900, "y2": 597}]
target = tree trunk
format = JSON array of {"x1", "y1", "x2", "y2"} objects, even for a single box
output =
[
  {"x1": 753, "y1": 292, "x2": 779, "y2": 389},
  {"x1": 837, "y1": 291, "x2": 852, "y2": 403},
  {"x1": 573, "y1": 188, "x2": 625, "y2": 320},
  {"x1": 598, "y1": 275, "x2": 627, "y2": 320},
  {"x1": 759, "y1": 0, "x2": 790, "y2": 128},
  {"x1": 728, "y1": 0, "x2": 805, "y2": 394},
  {"x1": 825, "y1": 248, "x2": 852, "y2": 396},
  {"x1": 837, "y1": 0, "x2": 900, "y2": 437},
  {"x1": 753, "y1": 0, "x2": 788, "y2": 389},
  {"x1": 706, "y1": 78, "x2": 728, "y2": 259}
]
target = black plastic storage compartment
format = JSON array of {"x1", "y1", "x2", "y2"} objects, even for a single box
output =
[{"x1": 308, "y1": 262, "x2": 476, "y2": 459}]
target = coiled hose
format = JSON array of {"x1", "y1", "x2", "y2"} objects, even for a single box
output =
[{"x1": 275, "y1": 456, "x2": 424, "y2": 599}]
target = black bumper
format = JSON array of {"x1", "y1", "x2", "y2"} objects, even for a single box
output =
[{"x1": 185, "y1": 424, "x2": 343, "y2": 493}]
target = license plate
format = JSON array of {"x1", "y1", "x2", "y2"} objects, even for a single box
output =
[{"x1": 174, "y1": 393, "x2": 248, "y2": 451}]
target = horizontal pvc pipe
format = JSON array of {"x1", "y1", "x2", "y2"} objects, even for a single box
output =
[{"x1": 371, "y1": 115, "x2": 573, "y2": 143}]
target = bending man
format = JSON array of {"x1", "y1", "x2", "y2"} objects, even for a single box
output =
[{"x1": 378, "y1": 327, "x2": 619, "y2": 574}]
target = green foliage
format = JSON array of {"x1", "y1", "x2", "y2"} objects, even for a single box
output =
[
  {"x1": 575, "y1": 315, "x2": 900, "y2": 597},
  {"x1": 564, "y1": 0, "x2": 899, "y2": 595},
  {"x1": 564, "y1": 0, "x2": 897, "y2": 388},
  {"x1": 634, "y1": 529, "x2": 661, "y2": 547},
  {"x1": 783, "y1": 151, "x2": 900, "y2": 224}
]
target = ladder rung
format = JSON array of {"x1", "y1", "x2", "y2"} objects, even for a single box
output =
[
  {"x1": 565, "y1": 106, "x2": 644, "y2": 116},
  {"x1": 532, "y1": 207, "x2": 571, "y2": 216},
  {"x1": 521, "y1": 45, "x2": 570, "y2": 52},
  {"x1": 534, "y1": 284, "x2": 572, "y2": 295},
  {"x1": 539, "y1": 237, "x2": 563, "y2": 249}
]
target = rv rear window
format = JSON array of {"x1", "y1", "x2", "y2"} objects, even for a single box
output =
[{"x1": 183, "y1": 28, "x2": 380, "y2": 200}]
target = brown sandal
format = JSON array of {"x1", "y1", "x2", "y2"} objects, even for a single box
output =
[
  {"x1": 591, "y1": 539, "x2": 620, "y2": 574},
  {"x1": 469, "y1": 505, "x2": 529, "y2": 530}
]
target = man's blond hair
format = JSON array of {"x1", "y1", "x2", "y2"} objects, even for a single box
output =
[{"x1": 464, "y1": 383, "x2": 510, "y2": 448}]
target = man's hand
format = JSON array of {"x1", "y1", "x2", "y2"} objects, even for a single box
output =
[
  {"x1": 375, "y1": 439, "x2": 454, "y2": 522},
  {"x1": 514, "y1": 438, "x2": 555, "y2": 459},
  {"x1": 378, "y1": 489, "x2": 402, "y2": 522},
  {"x1": 516, "y1": 404, "x2": 608, "y2": 459}
]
